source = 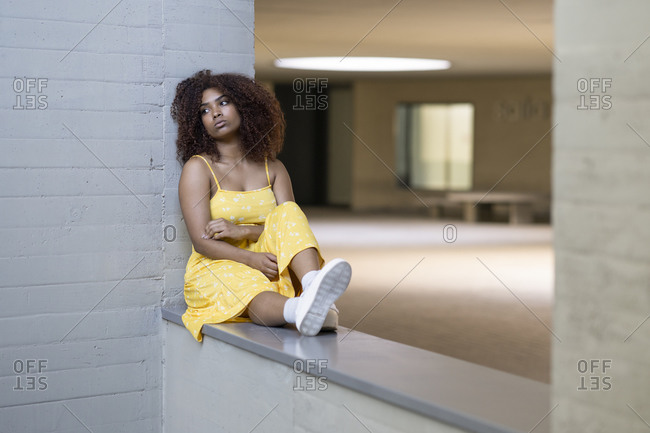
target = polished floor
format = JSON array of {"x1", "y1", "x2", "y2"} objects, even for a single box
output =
[{"x1": 305, "y1": 208, "x2": 554, "y2": 383}]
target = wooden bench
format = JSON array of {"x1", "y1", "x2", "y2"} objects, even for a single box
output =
[
  {"x1": 445, "y1": 191, "x2": 549, "y2": 224},
  {"x1": 422, "y1": 191, "x2": 550, "y2": 224}
]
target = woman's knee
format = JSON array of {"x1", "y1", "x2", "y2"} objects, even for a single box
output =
[
  {"x1": 247, "y1": 290, "x2": 278, "y2": 313},
  {"x1": 269, "y1": 201, "x2": 307, "y2": 223},
  {"x1": 275, "y1": 200, "x2": 301, "y2": 213}
]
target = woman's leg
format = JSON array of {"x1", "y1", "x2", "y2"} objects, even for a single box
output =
[
  {"x1": 288, "y1": 247, "x2": 320, "y2": 282},
  {"x1": 246, "y1": 291, "x2": 289, "y2": 326},
  {"x1": 248, "y1": 202, "x2": 350, "y2": 334},
  {"x1": 245, "y1": 259, "x2": 350, "y2": 335},
  {"x1": 255, "y1": 202, "x2": 324, "y2": 283}
]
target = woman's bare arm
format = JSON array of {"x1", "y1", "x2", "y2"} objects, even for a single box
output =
[
  {"x1": 178, "y1": 158, "x2": 250, "y2": 259},
  {"x1": 203, "y1": 218, "x2": 264, "y2": 242},
  {"x1": 269, "y1": 159, "x2": 295, "y2": 204}
]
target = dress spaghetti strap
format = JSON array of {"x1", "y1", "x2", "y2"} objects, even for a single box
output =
[
  {"x1": 191, "y1": 155, "x2": 221, "y2": 190},
  {"x1": 264, "y1": 158, "x2": 271, "y2": 187}
]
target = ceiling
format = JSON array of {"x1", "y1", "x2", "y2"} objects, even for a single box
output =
[{"x1": 254, "y1": 0, "x2": 554, "y2": 82}]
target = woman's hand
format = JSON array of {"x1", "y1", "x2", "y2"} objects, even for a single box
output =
[
  {"x1": 202, "y1": 218, "x2": 247, "y2": 241},
  {"x1": 245, "y1": 252, "x2": 278, "y2": 281}
]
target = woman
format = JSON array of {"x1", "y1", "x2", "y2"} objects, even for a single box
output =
[{"x1": 171, "y1": 70, "x2": 350, "y2": 342}]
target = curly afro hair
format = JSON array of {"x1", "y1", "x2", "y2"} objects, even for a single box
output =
[{"x1": 171, "y1": 70, "x2": 285, "y2": 165}]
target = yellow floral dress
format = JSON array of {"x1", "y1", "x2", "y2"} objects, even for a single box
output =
[{"x1": 181, "y1": 155, "x2": 324, "y2": 342}]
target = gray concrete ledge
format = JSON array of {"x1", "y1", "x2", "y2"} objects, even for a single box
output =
[{"x1": 162, "y1": 305, "x2": 550, "y2": 433}]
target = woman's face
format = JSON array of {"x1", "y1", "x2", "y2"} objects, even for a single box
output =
[{"x1": 200, "y1": 87, "x2": 241, "y2": 140}]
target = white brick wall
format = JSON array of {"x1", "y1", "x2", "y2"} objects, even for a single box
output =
[
  {"x1": 0, "y1": 0, "x2": 254, "y2": 431},
  {"x1": 552, "y1": 1, "x2": 650, "y2": 432}
]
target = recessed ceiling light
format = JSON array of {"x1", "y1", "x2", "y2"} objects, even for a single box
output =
[{"x1": 274, "y1": 57, "x2": 451, "y2": 72}]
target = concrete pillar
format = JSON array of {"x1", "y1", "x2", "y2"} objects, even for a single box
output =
[{"x1": 552, "y1": 1, "x2": 650, "y2": 432}]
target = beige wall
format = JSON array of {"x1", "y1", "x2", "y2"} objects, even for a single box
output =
[{"x1": 350, "y1": 76, "x2": 551, "y2": 210}]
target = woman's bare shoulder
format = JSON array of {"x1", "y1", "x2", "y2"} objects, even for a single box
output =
[
  {"x1": 182, "y1": 155, "x2": 209, "y2": 173},
  {"x1": 179, "y1": 156, "x2": 212, "y2": 190},
  {"x1": 267, "y1": 158, "x2": 288, "y2": 173}
]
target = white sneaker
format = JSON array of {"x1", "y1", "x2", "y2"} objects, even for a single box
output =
[{"x1": 296, "y1": 259, "x2": 351, "y2": 336}]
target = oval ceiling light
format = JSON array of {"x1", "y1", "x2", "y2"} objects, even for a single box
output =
[{"x1": 274, "y1": 57, "x2": 451, "y2": 72}]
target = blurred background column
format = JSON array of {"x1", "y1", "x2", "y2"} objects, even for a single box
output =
[{"x1": 552, "y1": 1, "x2": 650, "y2": 431}]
